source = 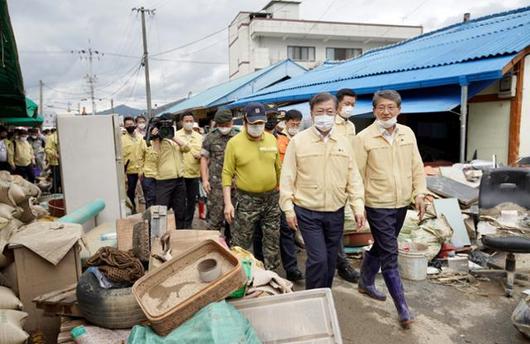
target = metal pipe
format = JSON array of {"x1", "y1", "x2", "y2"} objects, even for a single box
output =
[
  {"x1": 58, "y1": 199, "x2": 106, "y2": 225},
  {"x1": 460, "y1": 84, "x2": 468, "y2": 162}
]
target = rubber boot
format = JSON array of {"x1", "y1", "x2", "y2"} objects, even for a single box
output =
[
  {"x1": 358, "y1": 251, "x2": 386, "y2": 301},
  {"x1": 382, "y1": 268, "x2": 413, "y2": 329}
]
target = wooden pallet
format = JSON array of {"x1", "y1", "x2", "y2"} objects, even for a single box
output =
[{"x1": 33, "y1": 284, "x2": 82, "y2": 318}]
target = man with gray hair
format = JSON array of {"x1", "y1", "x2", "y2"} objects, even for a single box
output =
[{"x1": 354, "y1": 89, "x2": 427, "y2": 329}]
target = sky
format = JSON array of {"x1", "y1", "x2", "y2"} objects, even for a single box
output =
[{"x1": 7, "y1": 0, "x2": 528, "y2": 114}]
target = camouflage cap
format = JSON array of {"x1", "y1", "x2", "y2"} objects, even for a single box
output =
[{"x1": 214, "y1": 108, "x2": 233, "y2": 124}]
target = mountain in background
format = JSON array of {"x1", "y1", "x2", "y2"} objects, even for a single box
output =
[
  {"x1": 96, "y1": 104, "x2": 144, "y2": 116},
  {"x1": 96, "y1": 99, "x2": 186, "y2": 117}
]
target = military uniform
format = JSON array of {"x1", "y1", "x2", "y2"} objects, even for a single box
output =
[
  {"x1": 201, "y1": 127, "x2": 238, "y2": 231},
  {"x1": 222, "y1": 122, "x2": 282, "y2": 271}
]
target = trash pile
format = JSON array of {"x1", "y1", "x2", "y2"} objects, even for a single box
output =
[
  {"x1": 389, "y1": 161, "x2": 530, "y2": 304},
  {"x1": 23, "y1": 205, "x2": 341, "y2": 344}
]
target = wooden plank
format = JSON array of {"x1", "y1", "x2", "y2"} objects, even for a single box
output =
[
  {"x1": 508, "y1": 56, "x2": 525, "y2": 165},
  {"x1": 33, "y1": 284, "x2": 76, "y2": 304},
  {"x1": 117, "y1": 212, "x2": 176, "y2": 251},
  {"x1": 426, "y1": 176, "x2": 479, "y2": 206}
]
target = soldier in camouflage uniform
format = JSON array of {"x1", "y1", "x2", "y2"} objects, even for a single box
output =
[
  {"x1": 222, "y1": 103, "x2": 281, "y2": 271},
  {"x1": 200, "y1": 109, "x2": 239, "y2": 235}
]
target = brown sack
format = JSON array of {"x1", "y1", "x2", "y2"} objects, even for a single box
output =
[
  {"x1": 0, "y1": 309, "x2": 29, "y2": 344},
  {"x1": 0, "y1": 286, "x2": 23, "y2": 310}
]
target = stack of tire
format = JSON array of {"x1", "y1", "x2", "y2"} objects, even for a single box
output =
[{"x1": 0, "y1": 285, "x2": 28, "y2": 344}]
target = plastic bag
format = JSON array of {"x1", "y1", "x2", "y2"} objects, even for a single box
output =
[{"x1": 128, "y1": 301, "x2": 262, "y2": 344}]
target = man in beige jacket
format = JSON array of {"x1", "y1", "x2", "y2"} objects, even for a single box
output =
[
  {"x1": 280, "y1": 92, "x2": 365, "y2": 289},
  {"x1": 354, "y1": 90, "x2": 427, "y2": 329}
]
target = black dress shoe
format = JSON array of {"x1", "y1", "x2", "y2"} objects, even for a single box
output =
[
  {"x1": 286, "y1": 269, "x2": 304, "y2": 282},
  {"x1": 337, "y1": 263, "x2": 360, "y2": 283}
]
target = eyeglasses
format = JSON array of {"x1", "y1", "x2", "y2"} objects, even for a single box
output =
[{"x1": 375, "y1": 105, "x2": 398, "y2": 112}]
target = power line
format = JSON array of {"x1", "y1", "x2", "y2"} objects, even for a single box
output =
[{"x1": 150, "y1": 27, "x2": 227, "y2": 57}]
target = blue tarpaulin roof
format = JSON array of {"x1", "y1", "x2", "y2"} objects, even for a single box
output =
[
  {"x1": 233, "y1": 6, "x2": 530, "y2": 107},
  {"x1": 165, "y1": 59, "x2": 306, "y2": 114}
]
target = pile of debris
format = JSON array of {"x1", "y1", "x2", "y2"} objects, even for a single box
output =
[{"x1": 30, "y1": 206, "x2": 341, "y2": 344}]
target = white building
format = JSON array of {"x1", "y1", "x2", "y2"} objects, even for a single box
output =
[{"x1": 229, "y1": 0, "x2": 423, "y2": 79}]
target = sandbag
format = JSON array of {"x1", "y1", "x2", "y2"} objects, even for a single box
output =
[
  {"x1": 0, "y1": 171, "x2": 12, "y2": 182},
  {"x1": 17, "y1": 197, "x2": 45, "y2": 224},
  {"x1": 11, "y1": 175, "x2": 41, "y2": 199},
  {"x1": 0, "y1": 309, "x2": 29, "y2": 344},
  {"x1": 0, "y1": 204, "x2": 19, "y2": 219},
  {"x1": 0, "y1": 181, "x2": 16, "y2": 206},
  {"x1": 0, "y1": 286, "x2": 23, "y2": 310},
  {"x1": 0, "y1": 218, "x2": 20, "y2": 269},
  {"x1": 128, "y1": 301, "x2": 261, "y2": 344}
]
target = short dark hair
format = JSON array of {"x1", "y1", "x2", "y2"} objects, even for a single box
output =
[
  {"x1": 123, "y1": 116, "x2": 135, "y2": 124},
  {"x1": 181, "y1": 112, "x2": 194, "y2": 121},
  {"x1": 336, "y1": 89, "x2": 357, "y2": 103},
  {"x1": 372, "y1": 90, "x2": 402, "y2": 107},
  {"x1": 0, "y1": 126, "x2": 7, "y2": 133},
  {"x1": 285, "y1": 109, "x2": 303, "y2": 122},
  {"x1": 309, "y1": 92, "x2": 337, "y2": 110},
  {"x1": 135, "y1": 115, "x2": 146, "y2": 123}
]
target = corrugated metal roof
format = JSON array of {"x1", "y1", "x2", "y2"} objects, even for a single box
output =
[
  {"x1": 165, "y1": 59, "x2": 306, "y2": 114},
  {"x1": 235, "y1": 55, "x2": 513, "y2": 105},
  {"x1": 234, "y1": 6, "x2": 530, "y2": 106}
]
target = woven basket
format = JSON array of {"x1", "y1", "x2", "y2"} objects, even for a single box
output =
[{"x1": 132, "y1": 239, "x2": 246, "y2": 336}]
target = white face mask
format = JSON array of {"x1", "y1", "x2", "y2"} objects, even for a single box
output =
[
  {"x1": 247, "y1": 123, "x2": 265, "y2": 137},
  {"x1": 138, "y1": 123, "x2": 146, "y2": 130},
  {"x1": 313, "y1": 115, "x2": 335, "y2": 132},
  {"x1": 340, "y1": 105, "x2": 353, "y2": 119},
  {"x1": 218, "y1": 127, "x2": 232, "y2": 135},
  {"x1": 20, "y1": 136, "x2": 28, "y2": 142},
  {"x1": 287, "y1": 127, "x2": 299, "y2": 137},
  {"x1": 183, "y1": 122, "x2": 194, "y2": 131},
  {"x1": 377, "y1": 116, "x2": 398, "y2": 129}
]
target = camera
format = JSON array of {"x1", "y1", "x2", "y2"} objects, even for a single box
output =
[{"x1": 145, "y1": 113, "x2": 176, "y2": 144}]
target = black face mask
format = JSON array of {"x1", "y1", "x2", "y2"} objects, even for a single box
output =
[{"x1": 126, "y1": 126, "x2": 136, "y2": 134}]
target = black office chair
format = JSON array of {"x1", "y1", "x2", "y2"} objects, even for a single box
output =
[{"x1": 479, "y1": 167, "x2": 530, "y2": 297}]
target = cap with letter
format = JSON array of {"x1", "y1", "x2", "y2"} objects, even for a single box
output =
[{"x1": 244, "y1": 102, "x2": 267, "y2": 123}]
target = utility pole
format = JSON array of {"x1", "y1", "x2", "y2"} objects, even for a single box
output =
[
  {"x1": 111, "y1": 98, "x2": 115, "y2": 114},
  {"x1": 132, "y1": 7, "x2": 155, "y2": 118},
  {"x1": 39, "y1": 80, "x2": 43, "y2": 117},
  {"x1": 72, "y1": 41, "x2": 103, "y2": 115}
]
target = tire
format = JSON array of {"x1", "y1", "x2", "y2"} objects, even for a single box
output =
[{"x1": 76, "y1": 271, "x2": 146, "y2": 329}]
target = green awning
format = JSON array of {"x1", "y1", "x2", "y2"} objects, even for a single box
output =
[
  {"x1": 0, "y1": 115, "x2": 44, "y2": 126},
  {"x1": 0, "y1": 0, "x2": 27, "y2": 118}
]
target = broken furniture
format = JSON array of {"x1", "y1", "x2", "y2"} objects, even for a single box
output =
[
  {"x1": 478, "y1": 168, "x2": 530, "y2": 297},
  {"x1": 481, "y1": 236, "x2": 530, "y2": 296}
]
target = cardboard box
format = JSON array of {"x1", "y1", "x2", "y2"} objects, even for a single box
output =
[{"x1": 9, "y1": 243, "x2": 81, "y2": 343}]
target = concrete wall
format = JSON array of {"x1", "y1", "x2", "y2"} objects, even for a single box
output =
[
  {"x1": 253, "y1": 36, "x2": 386, "y2": 70},
  {"x1": 228, "y1": 12, "x2": 422, "y2": 79},
  {"x1": 519, "y1": 54, "x2": 530, "y2": 158},
  {"x1": 467, "y1": 100, "x2": 511, "y2": 164}
]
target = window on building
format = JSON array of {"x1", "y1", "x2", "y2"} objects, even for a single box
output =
[
  {"x1": 326, "y1": 47, "x2": 362, "y2": 61},
  {"x1": 287, "y1": 46, "x2": 316, "y2": 62}
]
